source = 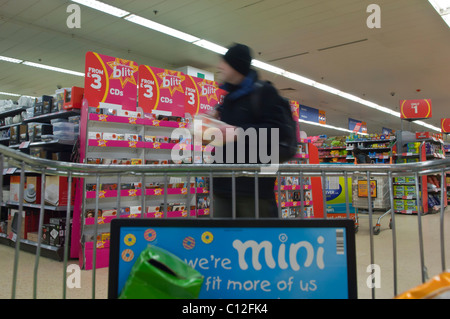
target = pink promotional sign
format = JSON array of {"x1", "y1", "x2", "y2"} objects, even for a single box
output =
[
  {"x1": 84, "y1": 52, "x2": 138, "y2": 111},
  {"x1": 184, "y1": 75, "x2": 226, "y2": 117},
  {"x1": 138, "y1": 65, "x2": 186, "y2": 117}
]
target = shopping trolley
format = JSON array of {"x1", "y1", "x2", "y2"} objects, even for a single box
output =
[
  {"x1": 0, "y1": 143, "x2": 449, "y2": 300},
  {"x1": 352, "y1": 172, "x2": 392, "y2": 235}
]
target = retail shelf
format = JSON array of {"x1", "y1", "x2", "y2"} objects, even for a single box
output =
[
  {"x1": 394, "y1": 196, "x2": 417, "y2": 200},
  {"x1": 293, "y1": 153, "x2": 309, "y2": 159},
  {"x1": 2, "y1": 201, "x2": 73, "y2": 211},
  {"x1": 0, "y1": 233, "x2": 64, "y2": 261},
  {"x1": 85, "y1": 187, "x2": 209, "y2": 199},
  {"x1": 275, "y1": 185, "x2": 312, "y2": 191},
  {"x1": 84, "y1": 208, "x2": 209, "y2": 225},
  {"x1": 280, "y1": 200, "x2": 312, "y2": 208},
  {"x1": 87, "y1": 138, "x2": 210, "y2": 152},
  {"x1": 23, "y1": 109, "x2": 80, "y2": 123},
  {"x1": 0, "y1": 106, "x2": 28, "y2": 118},
  {"x1": 89, "y1": 113, "x2": 188, "y2": 128}
]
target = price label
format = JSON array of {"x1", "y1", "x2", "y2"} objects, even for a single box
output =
[
  {"x1": 400, "y1": 99, "x2": 432, "y2": 119},
  {"x1": 84, "y1": 52, "x2": 138, "y2": 111},
  {"x1": 441, "y1": 118, "x2": 450, "y2": 134}
]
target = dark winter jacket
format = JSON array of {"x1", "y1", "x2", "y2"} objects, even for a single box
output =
[{"x1": 213, "y1": 69, "x2": 286, "y2": 198}]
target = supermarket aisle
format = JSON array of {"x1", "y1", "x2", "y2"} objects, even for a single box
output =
[{"x1": 0, "y1": 208, "x2": 449, "y2": 299}]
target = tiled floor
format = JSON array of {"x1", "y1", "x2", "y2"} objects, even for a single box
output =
[{"x1": 1, "y1": 208, "x2": 449, "y2": 299}]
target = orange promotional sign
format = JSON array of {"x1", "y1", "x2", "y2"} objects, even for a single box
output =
[
  {"x1": 442, "y1": 118, "x2": 450, "y2": 133},
  {"x1": 400, "y1": 99, "x2": 432, "y2": 119}
]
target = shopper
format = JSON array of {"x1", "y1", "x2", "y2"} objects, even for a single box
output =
[
  {"x1": 353, "y1": 146, "x2": 372, "y2": 164},
  {"x1": 208, "y1": 43, "x2": 287, "y2": 218}
]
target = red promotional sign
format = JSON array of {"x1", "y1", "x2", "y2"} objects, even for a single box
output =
[
  {"x1": 442, "y1": 118, "x2": 450, "y2": 134},
  {"x1": 84, "y1": 52, "x2": 138, "y2": 111},
  {"x1": 400, "y1": 99, "x2": 432, "y2": 119},
  {"x1": 184, "y1": 76, "x2": 226, "y2": 117},
  {"x1": 138, "y1": 65, "x2": 186, "y2": 117}
]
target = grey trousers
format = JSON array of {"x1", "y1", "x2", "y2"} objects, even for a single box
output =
[{"x1": 211, "y1": 193, "x2": 278, "y2": 218}]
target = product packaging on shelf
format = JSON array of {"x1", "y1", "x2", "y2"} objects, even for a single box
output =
[{"x1": 44, "y1": 176, "x2": 74, "y2": 207}]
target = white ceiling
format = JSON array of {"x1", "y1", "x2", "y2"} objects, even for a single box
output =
[{"x1": 0, "y1": 0, "x2": 449, "y2": 137}]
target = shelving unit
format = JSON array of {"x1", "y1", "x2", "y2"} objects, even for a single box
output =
[
  {"x1": 0, "y1": 97, "x2": 80, "y2": 260},
  {"x1": 345, "y1": 133, "x2": 396, "y2": 164},
  {"x1": 276, "y1": 139, "x2": 323, "y2": 218},
  {"x1": 313, "y1": 136, "x2": 348, "y2": 164}
]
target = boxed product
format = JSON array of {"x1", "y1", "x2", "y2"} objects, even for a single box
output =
[
  {"x1": 9, "y1": 125, "x2": 19, "y2": 145},
  {"x1": 405, "y1": 185, "x2": 416, "y2": 196},
  {"x1": 125, "y1": 133, "x2": 141, "y2": 141},
  {"x1": 48, "y1": 217, "x2": 69, "y2": 246},
  {"x1": 88, "y1": 132, "x2": 102, "y2": 140},
  {"x1": 129, "y1": 206, "x2": 142, "y2": 215},
  {"x1": 7, "y1": 209, "x2": 39, "y2": 240},
  {"x1": 405, "y1": 200, "x2": 417, "y2": 210},
  {"x1": 24, "y1": 176, "x2": 42, "y2": 204},
  {"x1": 34, "y1": 95, "x2": 53, "y2": 116},
  {"x1": 63, "y1": 86, "x2": 84, "y2": 110},
  {"x1": 394, "y1": 199, "x2": 405, "y2": 211},
  {"x1": 394, "y1": 185, "x2": 405, "y2": 197},
  {"x1": 41, "y1": 224, "x2": 51, "y2": 245},
  {"x1": 44, "y1": 176, "x2": 73, "y2": 206},
  {"x1": 102, "y1": 132, "x2": 119, "y2": 140},
  {"x1": 19, "y1": 124, "x2": 28, "y2": 142},
  {"x1": 118, "y1": 109, "x2": 141, "y2": 118},
  {"x1": 102, "y1": 209, "x2": 117, "y2": 217},
  {"x1": 28, "y1": 123, "x2": 52, "y2": 142},
  {"x1": 405, "y1": 176, "x2": 416, "y2": 183},
  {"x1": 27, "y1": 232, "x2": 39, "y2": 242},
  {"x1": 147, "y1": 206, "x2": 161, "y2": 213},
  {"x1": 9, "y1": 176, "x2": 21, "y2": 202}
]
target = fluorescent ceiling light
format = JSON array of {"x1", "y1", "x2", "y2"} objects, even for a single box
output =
[
  {"x1": 428, "y1": 0, "x2": 450, "y2": 27},
  {"x1": 251, "y1": 60, "x2": 285, "y2": 76},
  {"x1": 71, "y1": 0, "x2": 130, "y2": 18},
  {"x1": 298, "y1": 119, "x2": 366, "y2": 135},
  {"x1": 22, "y1": 61, "x2": 85, "y2": 77},
  {"x1": 0, "y1": 91, "x2": 21, "y2": 97},
  {"x1": 282, "y1": 72, "x2": 316, "y2": 86},
  {"x1": 313, "y1": 82, "x2": 342, "y2": 95},
  {"x1": 0, "y1": 56, "x2": 23, "y2": 63},
  {"x1": 125, "y1": 14, "x2": 200, "y2": 43},
  {"x1": 193, "y1": 40, "x2": 228, "y2": 54},
  {"x1": 414, "y1": 120, "x2": 441, "y2": 132}
]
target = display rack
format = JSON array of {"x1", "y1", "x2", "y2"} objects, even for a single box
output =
[
  {"x1": 0, "y1": 93, "x2": 81, "y2": 260},
  {"x1": 345, "y1": 133, "x2": 396, "y2": 164},
  {"x1": 74, "y1": 52, "x2": 229, "y2": 269},
  {"x1": 276, "y1": 140, "x2": 323, "y2": 218},
  {"x1": 312, "y1": 136, "x2": 348, "y2": 164},
  {"x1": 392, "y1": 130, "x2": 438, "y2": 215}
]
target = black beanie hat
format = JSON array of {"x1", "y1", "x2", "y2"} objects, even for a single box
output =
[{"x1": 223, "y1": 43, "x2": 252, "y2": 76}]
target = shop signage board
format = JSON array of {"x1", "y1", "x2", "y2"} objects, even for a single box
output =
[
  {"x1": 300, "y1": 105, "x2": 326, "y2": 124},
  {"x1": 400, "y1": 99, "x2": 432, "y2": 120},
  {"x1": 348, "y1": 118, "x2": 367, "y2": 134},
  {"x1": 184, "y1": 76, "x2": 226, "y2": 117},
  {"x1": 84, "y1": 52, "x2": 138, "y2": 111},
  {"x1": 138, "y1": 65, "x2": 186, "y2": 117},
  {"x1": 108, "y1": 219, "x2": 357, "y2": 299},
  {"x1": 441, "y1": 118, "x2": 450, "y2": 134}
]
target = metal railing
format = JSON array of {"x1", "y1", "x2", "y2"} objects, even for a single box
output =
[{"x1": 0, "y1": 144, "x2": 449, "y2": 299}]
